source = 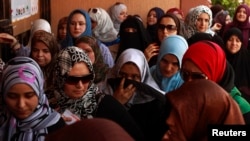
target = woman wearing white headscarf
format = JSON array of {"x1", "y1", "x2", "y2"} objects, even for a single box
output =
[
  {"x1": 103, "y1": 48, "x2": 168, "y2": 141},
  {"x1": 0, "y1": 57, "x2": 65, "y2": 141},
  {"x1": 108, "y1": 2, "x2": 128, "y2": 32}
]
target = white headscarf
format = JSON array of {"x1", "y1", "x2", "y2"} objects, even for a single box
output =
[
  {"x1": 88, "y1": 8, "x2": 118, "y2": 42},
  {"x1": 27, "y1": 19, "x2": 51, "y2": 48}
]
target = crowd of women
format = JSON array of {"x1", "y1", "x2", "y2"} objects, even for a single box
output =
[{"x1": 0, "y1": 1, "x2": 250, "y2": 141}]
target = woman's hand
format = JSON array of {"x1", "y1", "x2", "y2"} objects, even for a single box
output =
[
  {"x1": 144, "y1": 43, "x2": 160, "y2": 62},
  {"x1": 113, "y1": 77, "x2": 136, "y2": 104}
]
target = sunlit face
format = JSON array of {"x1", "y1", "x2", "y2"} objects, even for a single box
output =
[
  {"x1": 147, "y1": 10, "x2": 157, "y2": 25},
  {"x1": 58, "y1": 23, "x2": 67, "y2": 40},
  {"x1": 119, "y1": 62, "x2": 141, "y2": 82},
  {"x1": 196, "y1": 13, "x2": 210, "y2": 32},
  {"x1": 226, "y1": 35, "x2": 242, "y2": 54},
  {"x1": 158, "y1": 17, "x2": 177, "y2": 42},
  {"x1": 31, "y1": 41, "x2": 51, "y2": 67},
  {"x1": 69, "y1": 13, "x2": 87, "y2": 38},
  {"x1": 5, "y1": 83, "x2": 39, "y2": 120},
  {"x1": 162, "y1": 109, "x2": 186, "y2": 141},
  {"x1": 64, "y1": 62, "x2": 91, "y2": 99},
  {"x1": 76, "y1": 42, "x2": 95, "y2": 63},
  {"x1": 159, "y1": 54, "x2": 179, "y2": 77},
  {"x1": 236, "y1": 8, "x2": 247, "y2": 22},
  {"x1": 118, "y1": 9, "x2": 128, "y2": 22}
]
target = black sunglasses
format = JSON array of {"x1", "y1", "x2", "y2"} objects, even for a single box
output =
[
  {"x1": 180, "y1": 70, "x2": 208, "y2": 81},
  {"x1": 65, "y1": 73, "x2": 93, "y2": 85},
  {"x1": 158, "y1": 24, "x2": 177, "y2": 32}
]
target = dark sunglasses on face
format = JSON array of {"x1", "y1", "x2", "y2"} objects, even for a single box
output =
[
  {"x1": 180, "y1": 70, "x2": 208, "y2": 81},
  {"x1": 158, "y1": 24, "x2": 177, "y2": 32},
  {"x1": 65, "y1": 73, "x2": 93, "y2": 85}
]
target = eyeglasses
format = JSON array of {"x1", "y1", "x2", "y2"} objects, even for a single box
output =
[
  {"x1": 180, "y1": 70, "x2": 208, "y2": 81},
  {"x1": 65, "y1": 73, "x2": 93, "y2": 85},
  {"x1": 158, "y1": 24, "x2": 177, "y2": 33}
]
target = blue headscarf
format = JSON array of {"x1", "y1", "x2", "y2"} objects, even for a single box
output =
[
  {"x1": 61, "y1": 9, "x2": 92, "y2": 48},
  {"x1": 151, "y1": 35, "x2": 188, "y2": 93},
  {"x1": 0, "y1": 57, "x2": 61, "y2": 141}
]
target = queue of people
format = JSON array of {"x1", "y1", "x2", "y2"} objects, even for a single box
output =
[{"x1": 0, "y1": 1, "x2": 250, "y2": 141}]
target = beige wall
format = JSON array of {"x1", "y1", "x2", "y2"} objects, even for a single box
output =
[{"x1": 50, "y1": 0, "x2": 180, "y2": 36}]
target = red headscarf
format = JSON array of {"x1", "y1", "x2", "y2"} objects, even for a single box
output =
[{"x1": 182, "y1": 41, "x2": 226, "y2": 83}]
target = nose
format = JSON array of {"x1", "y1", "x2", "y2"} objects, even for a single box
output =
[{"x1": 17, "y1": 98, "x2": 26, "y2": 108}]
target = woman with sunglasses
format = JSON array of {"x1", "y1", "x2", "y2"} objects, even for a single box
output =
[
  {"x1": 181, "y1": 40, "x2": 250, "y2": 124},
  {"x1": 162, "y1": 79, "x2": 245, "y2": 141},
  {"x1": 49, "y1": 46, "x2": 144, "y2": 141},
  {"x1": 0, "y1": 57, "x2": 65, "y2": 141},
  {"x1": 150, "y1": 35, "x2": 188, "y2": 93},
  {"x1": 144, "y1": 13, "x2": 184, "y2": 67},
  {"x1": 75, "y1": 36, "x2": 111, "y2": 92}
]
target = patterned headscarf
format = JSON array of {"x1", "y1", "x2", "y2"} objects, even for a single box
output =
[
  {"x1": 151, "y1": 35, "x2": 188, "y2": 93},
  {"x1": 186, "y1": 5, "x2": 214, "y2": 39},
  {"x1": 75, "y1": 36, "x2": 109, "y2": 83},
  {"x1": 61, "y1": 9, "x2": 92, "y2": 48},
  {"x1": 53, "y1": 47, "x2": 98, "y2": 119},
  {"x1": 88, "y1": 7, "x2": 118, "y2": 43},
  {"x1": 0, "y1": 57, "x2": 61, "y2": 141}
]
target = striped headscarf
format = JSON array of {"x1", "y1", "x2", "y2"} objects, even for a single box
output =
[
  {"x1": 53, "y1": 47, "x2": 98, "y2": 119},
  {"x1": 0, "y1": 57, "x2": 61, "y2": 141}
]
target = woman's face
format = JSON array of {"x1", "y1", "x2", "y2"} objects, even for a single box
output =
[
  {"x1": 64, "y1": 62, "x2": 91, "y2": 99},
  {"x1": 225, "y1": 15, "x2": 231, "y2": 25},
  {"x1": 195, "y1": 13, "x2": 210, "y2": 32},
  {"x1": 158, "y1": 17, "x2": 177, "y2": 42},
  {"x1": 181, "y1": 60, "x2": 208, "y2": 82},
  {"x1": 162, "y1": 109, "x2": 186, "y2": 141},
  {"x1": 236, "y1": 8, "x2": 247, "y2": 22},
  {"x1": 58, "y1": 23, "x2": 67, "y2": 40},
  {"x1": 159, "y1": 54, "x2": 179, "y2": 77},
  {"x1": 147, "y1": 10, "x2": 157, "y2": 25},
  {"x1": 5, "y1": 83, "x2": 39, "y2": 120},
  {"x1": 76, "y1": 42, "x2": 95, "y2": 63},
  {"x1": 31, "y1": 41, "x2": 52, "y2": 67},
  {"x1": 226, "y1": 35, "x2": 242, "y2": 54},
  {"x1": 69, "y1": 13, "x2": 87, "y2": 38},
  {"x1": 118, "y1": 9, "x2": 128, "y2": 22},
  {"x1": 119, "y1": 62, "x2": 141, "y2": 82}
]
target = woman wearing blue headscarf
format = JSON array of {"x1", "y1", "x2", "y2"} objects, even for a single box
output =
[
  {"x1": 60, "y1": 9, "x2": 92, "y2": 48},
  {"x1": 150, "y1": 35, "x2": 188, "y2": 93}
]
